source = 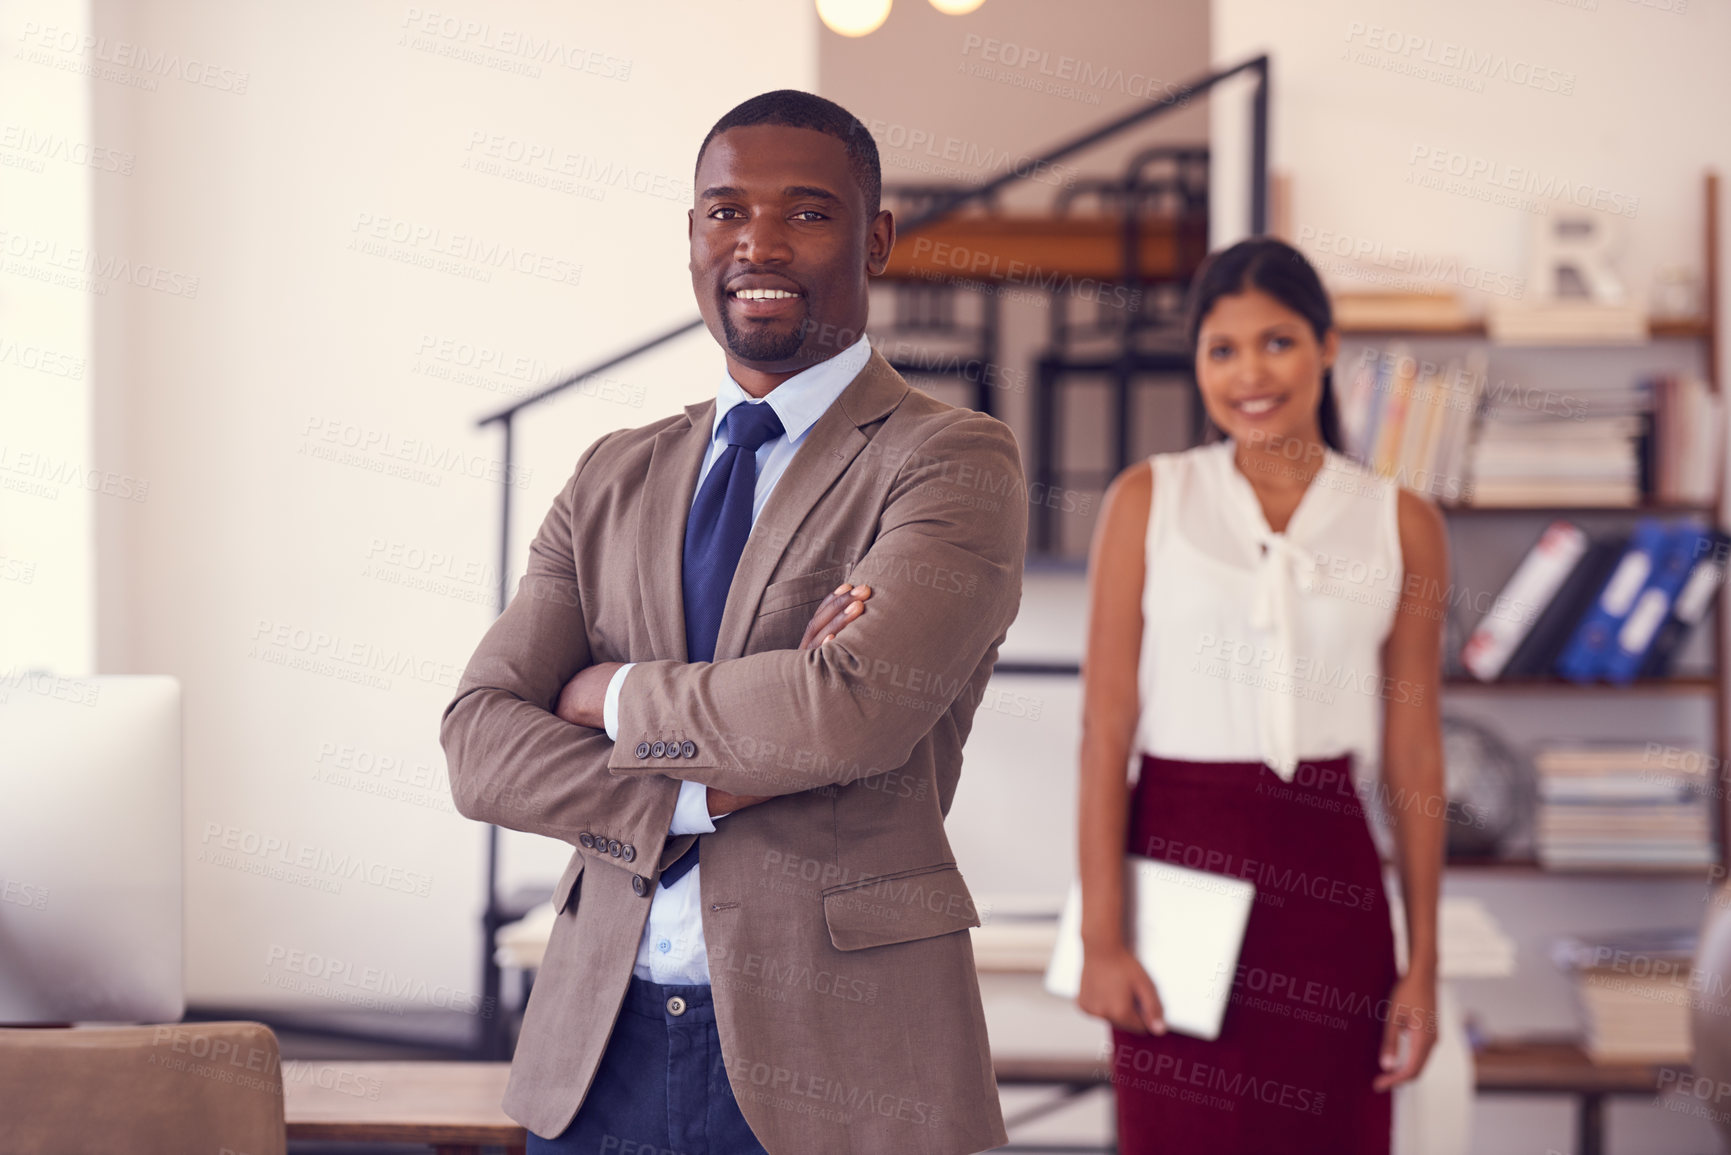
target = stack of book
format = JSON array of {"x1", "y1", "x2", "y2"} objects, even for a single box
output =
[
  {"x1": 1533, "y1": 745, "x2": 1713, "y2": 871},
  {"x1": 1553, "y1": 930, "x2": 1696, "y2": 1062},
  {"x1": 1332, "y1": 290, "x2": 1469, "y2": 332},
  {"x1": 1486, "y1": 300, "x2": 1648, "y2": 345},
  {"x1": 1648, "y1": 373, "x2": 1724, "y2": 505},
  {"x1": 1339, "y1": 344, "x2": 1487, "y2": 504},
  {"x1": 1459, "y1": 517, "x2": 1727, "y2": 683},
  {"x1": 1437, "y1": 896, "x2": 1517, "y2": 978},
  {"x1": 1465, "y1": 378, "x2": 1649, "y2": 507}
]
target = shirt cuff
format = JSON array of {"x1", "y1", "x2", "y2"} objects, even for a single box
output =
[
  {"x1": 670, "y1": 779, "x2": 718, "y2": 835},
  {"x1": 602, "y1": 662, "x2": 635, "y2": 742}
]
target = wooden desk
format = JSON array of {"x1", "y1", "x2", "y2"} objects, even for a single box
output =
[
  {"x1": 992, "y1": 1041, "x2": 1679, "y2": 1155},
  {"x1": 282, "y1": 1060, "x2": 523, "y2": 1154},
  {"x1": 1473, "y1": 1040, "x2": 1680, "y2": 1155},
  {"x1": 280, "y1": 1044, "x2": 1678, "y2": 1155}
]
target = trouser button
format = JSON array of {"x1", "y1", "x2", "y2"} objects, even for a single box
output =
[{"x1": 666, "y1": 995, "x2": 687, "y2": 1016}]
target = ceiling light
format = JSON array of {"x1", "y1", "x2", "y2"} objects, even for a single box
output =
[{"x1": 817, "y1": 0, "x2": 893, "y2": 37}]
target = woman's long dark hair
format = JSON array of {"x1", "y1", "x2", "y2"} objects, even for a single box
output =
[{"x1": 1183, "y1": 237, "x2": 1345, "y2": 452}]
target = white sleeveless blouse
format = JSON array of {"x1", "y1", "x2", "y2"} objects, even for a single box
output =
[{"x1": 1135, "y1": 440, "x2": 1404, "y2": 781}]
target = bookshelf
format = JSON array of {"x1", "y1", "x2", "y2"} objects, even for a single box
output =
[
  {"x1": 1446, "y1": 857, "x2": 1716, "y2": 877},
  {"x1": 1338, "y1": 318, "x2": 1712, "y2": 341},
  {"x1": 1442, "y1": 676, "x2": 1718, "y2": 696},
  {"x1": 1341, "y1": 171, "x2": 1724, "y2": 876}
]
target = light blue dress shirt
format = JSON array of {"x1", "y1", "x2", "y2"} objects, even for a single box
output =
[{"x1": 602, "y1": 333, "x2": 872, "y2": 984}]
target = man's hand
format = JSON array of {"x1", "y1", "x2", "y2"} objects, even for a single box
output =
[
  {"x1": 710, "y1": 584, "x2": 874, "y2": 817},
  {"x1": 799, "y1": 583, "x2": 870, "y2": 649},
  {"x1": 554, "y1": 661, "x2": 625, "y2": 730}
]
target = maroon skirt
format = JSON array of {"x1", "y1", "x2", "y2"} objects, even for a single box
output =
[{"x1": 1109, "y1": 754, "x2": 1397, "y2": 1155}]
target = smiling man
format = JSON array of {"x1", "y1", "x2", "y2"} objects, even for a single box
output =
[{"x1": 441, "y1": 91, "x2": 1026, "y2": 1154}]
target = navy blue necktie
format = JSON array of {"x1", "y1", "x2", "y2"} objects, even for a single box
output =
[{"x1": 661, "y1": 401, "x2": 785, "y2": 889}]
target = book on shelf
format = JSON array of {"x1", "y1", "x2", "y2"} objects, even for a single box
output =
[
  {"x1": 1342, "y1": 345, "x2": 1486, "y2": 503},
  {"x1": 1601, "y1": 522, "x2": 1716, "y2": 684},
  {"x1": 1333, "y1": 290, "x2": 1470, "y2": 331},
  {"x1": 1466, "y1": 379, "x2": 1649, "y2": 508},
  {"x1": 1458, "y1": 370, "x2": 1719, "y2": 509},
  {"x1": 1436, "y1": 896, "x2": 1517, "y2": 977},
  {"x1": 1502, "y1": 537, "x2": 1625, "y2": 678},
  {"x1": 1556, "y1": 519, "x2": 1715, "y2": 683},
  {"x1": 1459, "y1": 518, "x2": 1721, "y2": 683},
  {"x1": 1532, "y1": 744, "x2": 1714, "y2": 871},
  {"x1": 1647, "y1": 373, "x2": 1725, "y2": 506},
  {"x1": 1553, "y1": 929, "x2": 1695, "y2": 1063},
  {"x1": 1555, "y1": 519, "x2": 1668, "y2": 682},
  {"x1": 1641, "y1": 530, "x2": 1731, "y2": 678},
  {"x1": 1460, "y1": 521, "x2": 1588, "y2": 681},
  {"x1": 1486, "y1": 300, "x2": 1649, "y2": 345}
]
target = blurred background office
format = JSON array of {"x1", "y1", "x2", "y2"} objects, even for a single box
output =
[{"x1": 3, "y1": 0, "x2": 1729, "y2": 1152}]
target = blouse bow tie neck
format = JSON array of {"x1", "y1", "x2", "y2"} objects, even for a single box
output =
[{"x1": 1246, "y1": 531, "x2": 1318, "y2": 782}]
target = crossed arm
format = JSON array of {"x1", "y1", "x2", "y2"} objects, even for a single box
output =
[{"x1": 440, "y1": 413, "x2": 1026, "y2": 853}]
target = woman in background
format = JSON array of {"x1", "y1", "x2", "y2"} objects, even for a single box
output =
[{"x1": 1074, "y1": 238, "x2": 1447, "y2": 1153}]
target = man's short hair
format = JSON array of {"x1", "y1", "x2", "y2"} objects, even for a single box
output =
[{"x1": 695, "y1": 90, "x2": 882, "y2": 218}]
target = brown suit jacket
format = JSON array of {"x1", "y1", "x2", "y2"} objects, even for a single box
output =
[{"x1": 441, "y1": 348, "x2": 1026, "y2": 1153}]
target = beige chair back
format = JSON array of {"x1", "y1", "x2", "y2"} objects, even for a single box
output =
[{"x1": 0, "y1": 1021, "x2": 286, "y2": 1155}]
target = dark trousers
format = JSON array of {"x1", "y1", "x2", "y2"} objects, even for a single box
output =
[{"x1": 528, "y1": 978, "x2": 769, "y2": 1155}]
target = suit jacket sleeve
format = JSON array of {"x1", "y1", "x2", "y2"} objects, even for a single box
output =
[
  {"x1": 440, "y1": 433, "x2": 680, "y2": 858},
  {"x1": 609, "y1": 412, "x2": 1025, "y2": 796}
]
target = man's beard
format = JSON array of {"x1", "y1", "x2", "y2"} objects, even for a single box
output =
[{"x1": 719, "y1": 297, "x2": 810, "y2": 363}]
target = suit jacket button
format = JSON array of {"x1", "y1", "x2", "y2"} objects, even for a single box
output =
[
  {"x1": 608, "y1": 840, "x2": 622, "y2": 857},
  {"x1": 579, "y1": 833, "x2": 595, "y2": 849},
  {"x1": 622, "y1": 844, "x2": 636, "y2": 863},
  {"x1": 632, "y1": 875, "x2": 649, "y2": 897},
  {"x1": 651, "y1": 741, "x2": 667, "y2": 758},
  {"x1": 665, "y1": 742, "x2": 682, "y2": 759},
  {"x1": 681, "y1": 740, "x2": 697, "y2": 759},
  {"x1": 635, "y1": 741, "x2": 651, "y2": 759}
]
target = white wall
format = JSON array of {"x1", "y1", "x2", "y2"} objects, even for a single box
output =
[
  {"x1": 1211, "y1": 0, "x2": 1728, "y2": 316},
  {"x1": 1, "y1": 0, "x2": 97, "y2": 678},
  {"x1": 82, "y1": 0, "x2": 816, "y2": 1015}
]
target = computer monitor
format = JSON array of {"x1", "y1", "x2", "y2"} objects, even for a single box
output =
[{"x1": 0, "y1": 674, "x2": 182, "y2": 1023}]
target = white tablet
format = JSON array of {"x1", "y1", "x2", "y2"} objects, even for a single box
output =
[{"x1": 1044, "y1": 855, "x2": 1256, "y2": 1041}]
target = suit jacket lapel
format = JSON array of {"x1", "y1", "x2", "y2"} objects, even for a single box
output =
[
  {"x1": 713, "y1": 350, "x2": 909, "y2": 661},
  {"x1": 635, "y1": 400, "x2": 714, "y2": 662}
]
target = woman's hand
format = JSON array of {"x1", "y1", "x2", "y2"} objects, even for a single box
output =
[
  {"x1": 799, "y1": 584, "x2": 871, "y2": 650},
  {"x1": 1373, "y1": 969, "x2": 1439, "y2": 1091},
  {"x1": 1078, "y1": 941, "x2": 1166, "y2": 1036}
]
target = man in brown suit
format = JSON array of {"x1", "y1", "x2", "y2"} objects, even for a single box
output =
[{"x1": 442, "y1": 90, "x2": 1025, "y2": 1154}]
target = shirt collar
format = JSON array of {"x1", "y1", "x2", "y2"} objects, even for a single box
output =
[{"x1": 711, "y1": 333, "x2": 872, "y2": 448}]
